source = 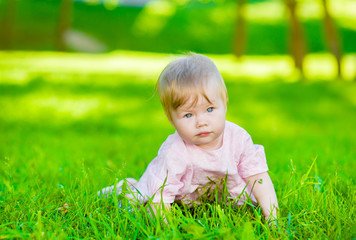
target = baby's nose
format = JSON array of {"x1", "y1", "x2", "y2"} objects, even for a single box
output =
[{"x1": 196, "y1": 117, "x2": 208, "y2": 128}]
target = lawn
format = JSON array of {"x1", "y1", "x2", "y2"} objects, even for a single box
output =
[{"x1": 0, "y1": 51, "x2": 355, "y2": 239}]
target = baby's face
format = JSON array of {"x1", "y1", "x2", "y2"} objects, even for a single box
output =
[{"x1": 169, "y1": 86, "x2": 227, "y2": 150}]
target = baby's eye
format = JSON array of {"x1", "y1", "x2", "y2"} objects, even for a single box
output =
[
  {"x1": 185, "y1": 113, "x2": 193, "y2": 118},
  {"x1": 207, "y1": 107, "x2": 214, "y2": 112}
]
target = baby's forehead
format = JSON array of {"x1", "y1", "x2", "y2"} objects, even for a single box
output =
[{"x1": 177, "y1": 92, "x2": 216, "y2": 110}]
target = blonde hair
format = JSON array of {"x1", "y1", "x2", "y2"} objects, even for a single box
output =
[{"x1": 156, "y1": 53, "x2": 228, "y2": 121}]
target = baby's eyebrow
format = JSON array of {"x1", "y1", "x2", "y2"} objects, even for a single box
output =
[
  {"x1": 177, "y1": 106, "x2": 192, "y2": 112},
  {"x1": 203, "y1": 99, "x2": 215, "y2": 106},
  {"x1": 178, "y1": 101, "x2": 215, "y2": 112}
]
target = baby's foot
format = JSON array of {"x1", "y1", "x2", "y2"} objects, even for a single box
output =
[
  {"x1": 97, "y1": 180, "x2": 124, "y2": 198},
  {"x1": 97, "y1": 178, "x2": 137, "y2": 198}
]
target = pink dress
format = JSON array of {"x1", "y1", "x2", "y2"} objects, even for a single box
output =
[{"x1": 128, "y1": 121, "x2": 268, "y2": 205}]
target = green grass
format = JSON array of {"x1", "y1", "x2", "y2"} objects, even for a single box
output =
[{"x1": 0, "y1": 51, "x2": 355, "y2": 239}]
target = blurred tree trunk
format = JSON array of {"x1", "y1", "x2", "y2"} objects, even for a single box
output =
[
  {"x1": 233, "y1": 0, "x2": 247, "y2": 59},
  {"x1": 55, "y1": 0, "x2": 73, "y2": 51},
  {"x1": 0, "y1": 0, "x2": 17, "y2": 49},
  {"x1": 321, "y1": 0, "x2": 343, "y2": 79},
  {"x1": 284, "y1": 0, "x2": 307, "y2": 79}
]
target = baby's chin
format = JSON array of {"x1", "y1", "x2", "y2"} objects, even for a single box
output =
[{"x1": 194, "y1": 140, "x2": 222, "y2": 150}]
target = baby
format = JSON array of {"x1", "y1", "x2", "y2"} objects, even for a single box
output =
[{"x1": 99, "y1": 53, "x2": 278, "y2": 220}]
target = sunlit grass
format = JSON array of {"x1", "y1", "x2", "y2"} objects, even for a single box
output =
[
  {"x1": 0, "y1": 51, "x2": 172, "y2": 85},
  {"x1": 1, "y1": 51, "x2": 355, "y2": 85}
]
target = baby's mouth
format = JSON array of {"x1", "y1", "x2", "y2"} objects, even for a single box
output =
[{"x1": 197, "y1": 132, "x2": 211, "y2": 137}]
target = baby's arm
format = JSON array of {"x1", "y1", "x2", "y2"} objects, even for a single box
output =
[{"x1": 245, "y1": 172, "x2": 278, "y2": 221}]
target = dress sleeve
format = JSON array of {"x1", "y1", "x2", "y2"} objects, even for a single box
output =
[
  {"x1": 149, "y1": 148, "x2": 187, "y2": 203},
  {"x1": 237, "y1": 131, "x2": 269, "y2": 179},
  {"x1": 135, "y1": 133, "x2": 189, "y2": 204}
]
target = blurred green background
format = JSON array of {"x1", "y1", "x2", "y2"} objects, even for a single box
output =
[
  {"x1": 1, "y1": 0, "x2": 356, "y2": 80},
  {"x1": 1, "y1": 0, "x2": 356, "y2": 54}
]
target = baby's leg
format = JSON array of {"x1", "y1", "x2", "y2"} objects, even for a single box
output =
[{"x1": 98, "y1": 178, "x2": 138, "y2": 198}]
